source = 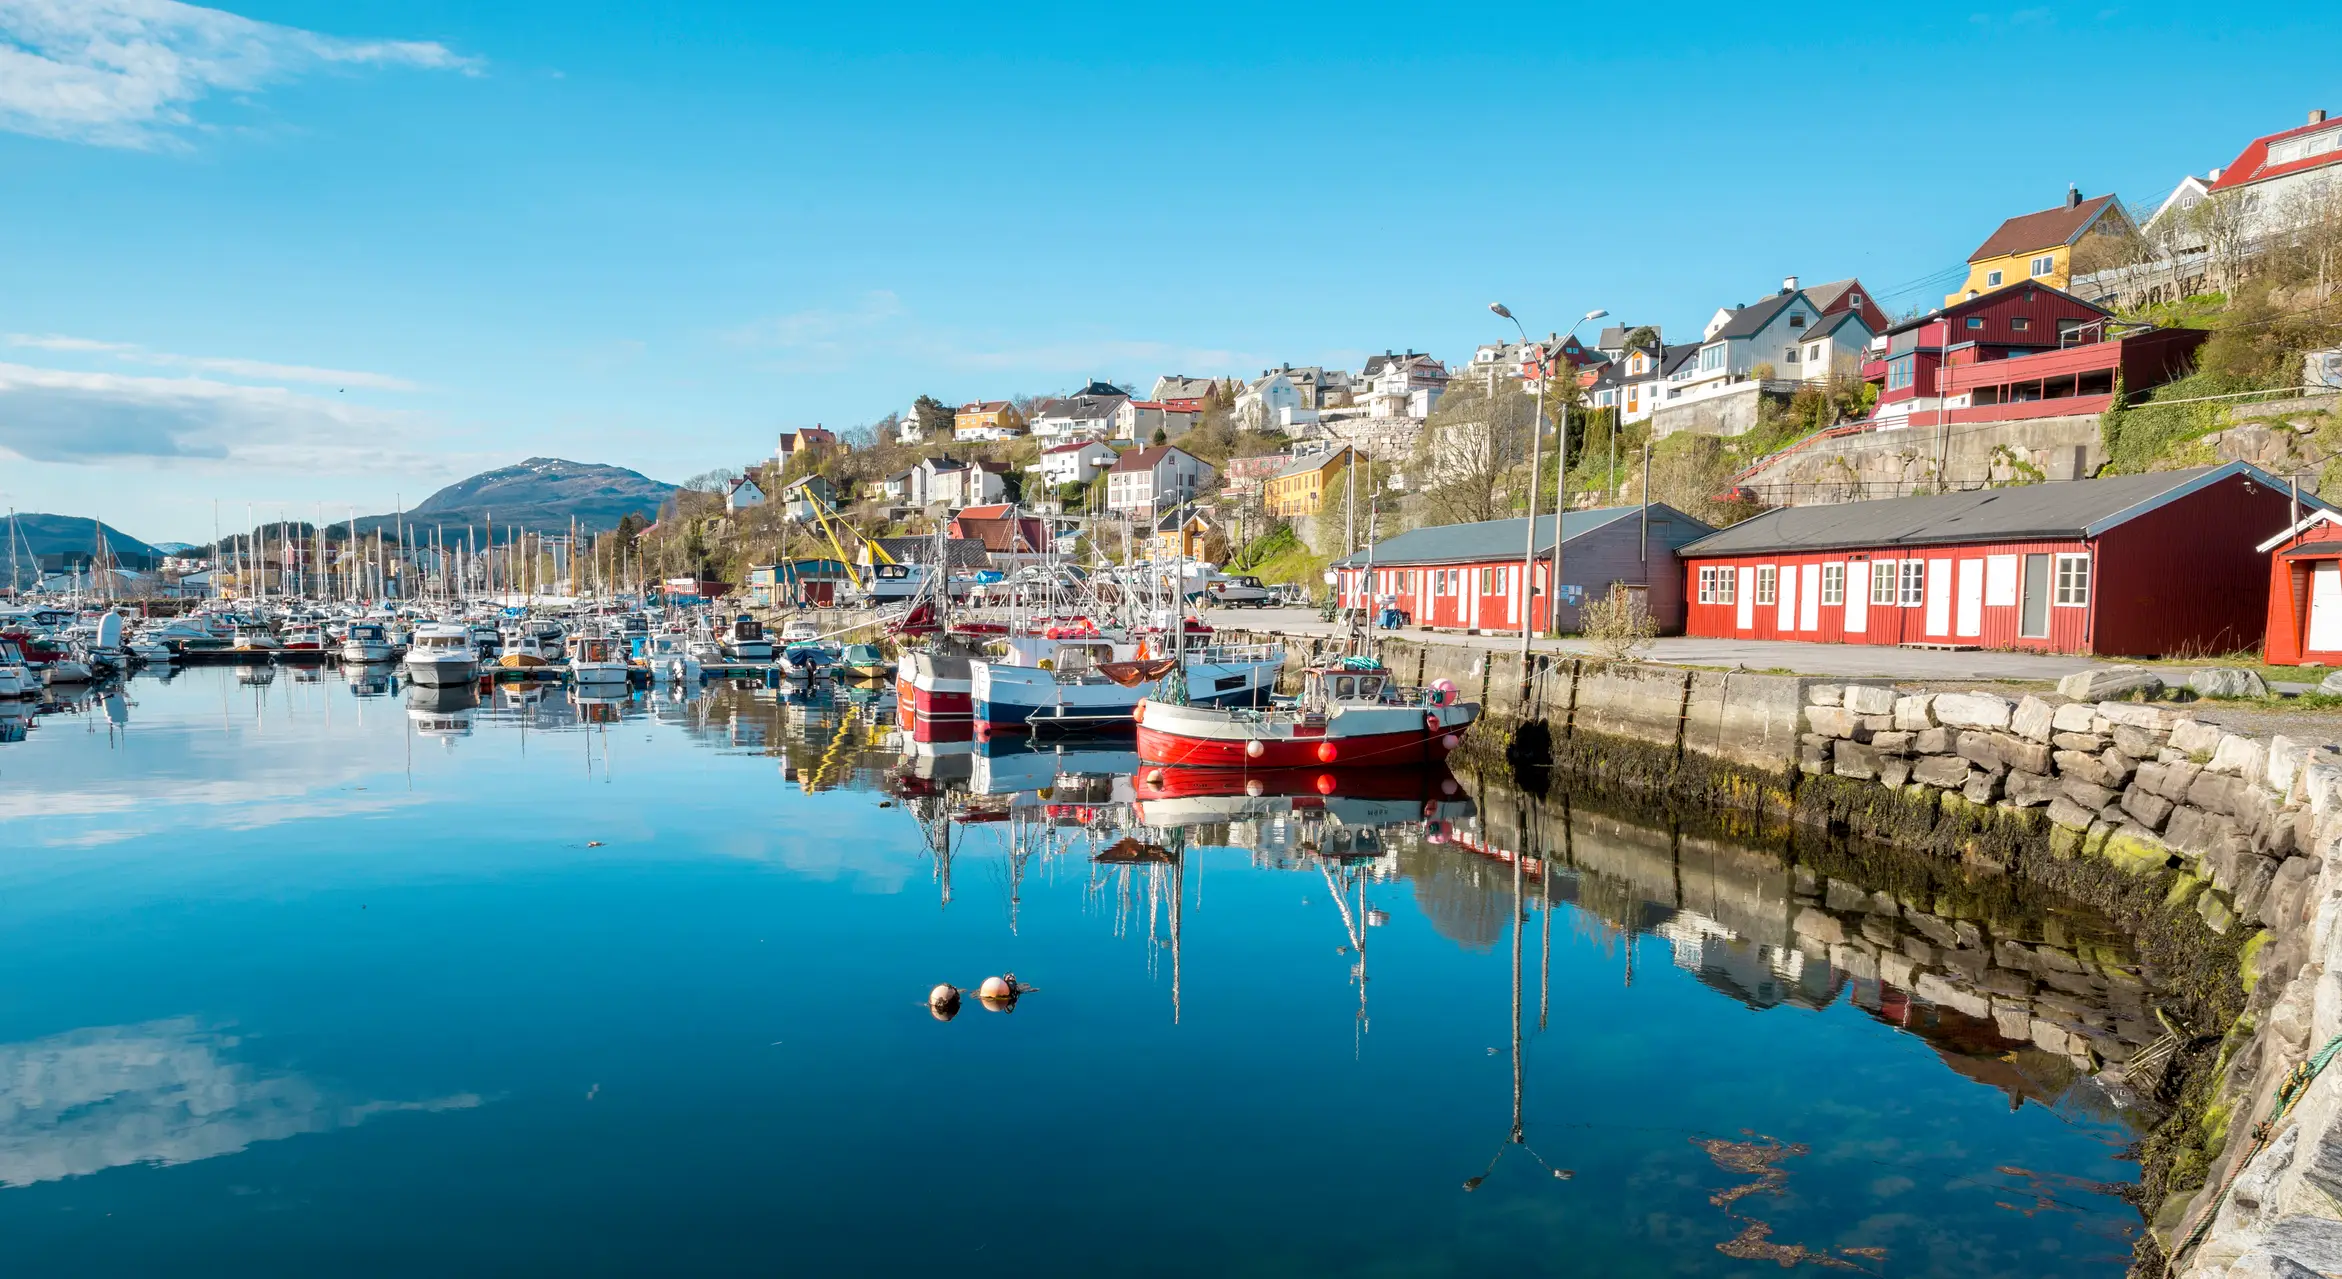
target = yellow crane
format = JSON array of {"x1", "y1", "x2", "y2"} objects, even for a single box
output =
[{"x1": 796, "y1": 481, "x2": 894, "y2": 588}]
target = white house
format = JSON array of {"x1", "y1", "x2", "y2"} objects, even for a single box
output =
[
  {"x1": 1106, "y1": 445, "x2": 1216, "y2": 515},
  {"x1": 1234, "y1": 372, "x2": 1309, "y2": 428},
  {"x1": 1360, "y1": 351, "x2": 1448, "y2": 419},
  {"x1": 1673, "y1": 280, "x2": 1873, "y2": 404},
  {"x1": 923, "y1": 455, "x2": 1007, "y2": 508},
  {"x1": 1030, "y1": 391, "x2": 1127, "y2": 444},
  {"x1": 1035, "y1": 440, "x2": 1118, "y2": 489},
  {"x1": 725, "y1": 475, "x2": 768, "y2": 512},
  {"x1": 1115, "y1": 399, "x2": 1200, "y2": 441},
  {"x1": 2196, "y1": 108, "x2": 2342, "y2": 247},
  {"x1": 897, "y1": 402, "x2": 932, "y2": 445}
]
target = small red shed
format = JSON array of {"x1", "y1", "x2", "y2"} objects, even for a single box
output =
[
  {"x1": 2258, "y1": 509, "x2": 2342, "y2": 665},
  {"x1": 1678, "y1": 463, "x2": 2312, "y2": 657}
]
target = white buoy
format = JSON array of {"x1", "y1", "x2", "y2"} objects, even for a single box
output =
[
  {"x1": 978, "y1": 975, "x2": 1014, "y2": 1002},
  {"x1": 1245, "y1": 738, "x2": 1264, "y2": 758}
]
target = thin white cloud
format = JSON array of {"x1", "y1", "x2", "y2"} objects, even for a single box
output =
[
  {"x1": 7, "y1": 332, "x2": 421, "y2": 391},
  {"x1": 0, "y1": 362, "x2": 450, "y2": 475},
  {"x1": 0, "y1": 0, "x2": 478, "y2": 149}
]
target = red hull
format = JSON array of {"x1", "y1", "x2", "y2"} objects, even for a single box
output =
[
  {"x1": 1136, "y1": 722, "x2": 1462, "y2": 769},
  {"x1": 1132, "y1": 765, "x2": 1460, "y2": 801}
]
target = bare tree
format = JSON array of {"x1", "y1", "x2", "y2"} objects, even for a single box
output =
[
  {"x1": 1414, "y1": 377, "x2": 1537, "y2": 525},
  {"x1": 2190, "y1": 188, "x2": 2262, "y2": 294}
]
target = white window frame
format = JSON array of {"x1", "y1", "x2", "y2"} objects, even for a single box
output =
[
  {"x1": 2054, "y1": 553, "x2": 2091, "y2": 607},
  {"x1": 1821, "y1": 562, "x2": 1844, "y2": 605},
  {"x1": 1986, "y1": 269, "x2": 2004, "y2": 287},
  {"x1": 1899, "y1": 560, "x2": 1926, "y2": 607},
  {"x1": 1870, "y1": 559, "x2": 1899, "y2": 606},
  {"x1": 1754, "y1": 565, "x2": 1777, "y2": 605},
  {"x1": 2030, "y1": 255, "x2": 2055, "y2": 277},
  {"x1": 1697, "y1": 566, "x2": 1714, "y2": 604}
]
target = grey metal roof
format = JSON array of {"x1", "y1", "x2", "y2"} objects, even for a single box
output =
[
  {"x1": 1333, "y1": 503, "x2": 1714, "y2": 567},
  {"x1": 1680, "y1": 463, "x2": 2317, "y2": 557},
  {"x1": 1710, "y1": 292, "x2": 1801, "y2": 341}
]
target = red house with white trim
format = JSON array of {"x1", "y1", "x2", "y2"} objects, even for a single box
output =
[
  {"x1": 2258, "y1": 508, "x2": 2342, "y2": 666},
  {"x1": 1679, "y1": 464, "x2": 2309, "y2": 657},
  {"x1": 1333, "y1": 504, "x2": 1715, "y2": 635}
]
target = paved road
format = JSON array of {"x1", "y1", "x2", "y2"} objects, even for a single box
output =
[{"x1": 1209, "y1": 607, "x2": 2111, "y2": 682}]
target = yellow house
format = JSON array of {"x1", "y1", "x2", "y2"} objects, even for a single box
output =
[
  {"x1": 953, "y1": 400, "x2": 1027, "y2": 440},
  {"x1": 1263, "y1": 447, "x2": 1351, "y2": 517},
  {"x1": 1152, "y1": 509, "x2": 1216, "y2": 561},
  {"x1": 1946, "y1": 190, "x2": 2130, "y2": 305}
]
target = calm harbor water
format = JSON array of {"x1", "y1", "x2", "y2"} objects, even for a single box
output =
[{"x1": 0, "y1": 666, "x2": 2153, "y2": 1276}]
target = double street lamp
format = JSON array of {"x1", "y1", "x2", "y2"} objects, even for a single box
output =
[{"x1": 1490, "y1": 303, "x2": 1607, "y2": 688}]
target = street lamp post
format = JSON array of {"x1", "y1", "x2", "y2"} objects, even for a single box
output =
[{"x1": 1490, "y1": 304, "x2": 1606, "y2": 697}]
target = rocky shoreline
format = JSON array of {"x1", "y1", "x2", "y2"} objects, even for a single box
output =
[{"x1": 1489, "y1": 660, "x2": 2342, "y2": 1277}]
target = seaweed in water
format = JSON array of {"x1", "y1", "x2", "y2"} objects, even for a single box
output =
[{"x1": 1696, "y1": 1133, "x2": 1883, "y2": 1271}]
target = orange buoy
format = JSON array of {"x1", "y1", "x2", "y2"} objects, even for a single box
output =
[
  {"x1": 1316, "y1": 774, "x2": 1338, "y2": 795},
  {"x1": 1131, "y1": 702, "x2": 1144, "y2": 725},
  {"x1": 1316, "y1": 741, "x2": 1338, "y2": 764}
]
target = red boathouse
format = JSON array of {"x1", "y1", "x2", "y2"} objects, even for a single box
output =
[
  {"x1": 1678, "y1": 463, "x2": 2314, "y2": 657},
  {"x1": 2258, "y1": 509, "x2": 2342, "y2": 666}
]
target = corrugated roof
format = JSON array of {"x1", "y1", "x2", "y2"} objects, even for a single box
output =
[
  {"x1": 1681, "y1": 463, "x2": 2306, "y2": 556},
  {"x1": 1710, "y1": 292, "x2": 1801, "y2": 341},
  {"x1": 1273, "y1": 447, "x2": 1348, "y2": 479},
  {"x1": 1333, "y1": 504, "x2": 1712, "y2": 567}
]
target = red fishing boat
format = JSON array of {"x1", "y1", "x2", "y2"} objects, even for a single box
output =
[{"x1": 1134, "y1": 658, "x2": 1478, "y2": 769}]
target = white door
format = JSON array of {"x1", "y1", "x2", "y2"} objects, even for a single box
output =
[
  {"x1": 1925, "y1": 558, "x2": 1952, "y2": 636},
  {"x1": 1845, "y1": 562, "x2": 1869, "y2": 633},
  {"x1": 2312, "y1": 565, "x2": 2342, "y2": 652},
  {"x1": 1506, "y1": 566, "x2": 1519, "y2": 625},
  {"x1": 1776, "y1": 563, "x2": 1796, "y2": 631},
  {"x1": 1955, "y1": 558, "x2": 1984, "y2": 637},
  {"x1": 1799, "y1": 564, "x2": 1821, "y2": 631},
  {"x1": 1469, "y1": 575, "x2": 1481, "y2": 630},
  {"x1": 1736, "y1": 568, "x2": 1755, "y2": 631}
]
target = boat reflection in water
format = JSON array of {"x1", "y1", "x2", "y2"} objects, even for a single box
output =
[{"x1": 406, "y1": 681, "x2": 478, "y2": 742}]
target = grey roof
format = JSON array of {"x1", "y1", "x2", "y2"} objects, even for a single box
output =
[
  {"x1": 1333, "y1": 504, "x2": 1715, "y2": 568},
  {"x1": 1660, "y1": 342, "x2": 1702, "y2": 375},
  {"x1": 1597, "y1": 323, "x2": 1662, "y2": 351},
  {"x1": 1034, "y1": 392, "x2": 1126, "y2": 421},
  {"x1": 1709, "y1": 292, "x2": 1802, "y2": 342},
  {"x1": 1681, "y1": 463, "x2": 2316, "y2": 557},
  {"x1": 1800, "y1": 309, "x2": 1865, "y2": 340},
  {"x1": 1272, "y1": 447, "x2": 1348, "y2": 479}
]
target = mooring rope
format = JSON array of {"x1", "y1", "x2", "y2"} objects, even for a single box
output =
[{"x1": 2166, "y1": 1031, "x2": 2342, "y2": 1275}]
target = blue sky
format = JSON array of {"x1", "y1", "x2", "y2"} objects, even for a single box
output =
[{"x1": 0, "y1": 1, "x2": 2333, "y2": 543}]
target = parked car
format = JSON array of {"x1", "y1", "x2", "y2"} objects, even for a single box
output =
[{"x1": 1205, "y1": 574, "x2": 1274, "y2": 608}]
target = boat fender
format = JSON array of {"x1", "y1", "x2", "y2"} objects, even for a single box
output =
[
  {"x1": 1245, "y1": 779, "x2": 1264, "y2": 797},
  {"x1": 1424, "y1": 711, "x2": 1442, "y2": 733},
  {"x1": 1316, "y1": 741, "x2": 1338, "y2": 764},
  {"x1": 1245, "y1": 739, "x2": 1264, "y2": 758},
  {"x1": 1131, "y1": 702, "x2": 1145, "y2": 725},
  {"x1": 1442, "y1": 733, "x2": 1461, "y2": 751}
]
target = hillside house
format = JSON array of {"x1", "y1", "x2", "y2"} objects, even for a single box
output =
[
  {"x1": 1029, "y1": 387, "x2": 1128, "y2": 444},
  {"x1": 1946, "y1": 189, "x2": 2132, "y2": 304},
  {"x1": 1332, "y1": 504, "x2": 1716, "y2": 635},
  {"x1": 1152, "y1": 508, "x2": 1218, "y2": 561},
  {"x1": 1361, "y1": 351, "x2": 1449, "y2": 419},
  {"x1": 1151, "y1": 375, "x2": 1218, "y2": 402},
  {"x1": 725, "y1": 475, "x2": 768, "y2": 512},
  {"x1": 2259, "y1": 506, "x2": 2342, "y2": 665},
  {"x1": 954, "y1": 401, "x2": 1027, "y2": 441},
  {"x1": 1115, "y1": 399, "x2": 1199, "y2": 441},
  {"x1": 777, "y1": 475, "x2": 839, "y2": 524},
  {"x1": 1864, "y1": 282, "x2": 2203, "y2": 431},
  {"x1": 1234, "y1": 372, "x2": 1311, "y2": 429},
  {"x1": 1036, "y1": 440, "x2": 1118, "y2": 490},
  {"x1": 2202, "y1": 108, "x2": 2342, "y2": 246},
  {"x1": 773, "y1": 426, "x2": 837, "y2": 471},
  {"x1": 1679, "y1": 464, "x2": 2303, "y2": 657},
  {"x1": 1107, "y1": 445, "x2": 1216, "y2": 515},
  {"x1": 1264, "y1": 447, "x2": 1351, "y2": 517},
  {"x1": 1222, "y1": 453, "x2": 1289, "y2": 499}
]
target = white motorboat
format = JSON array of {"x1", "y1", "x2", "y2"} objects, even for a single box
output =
[
  {"x1": 720, "y1": 614, "x2": 774, "y2": 661},
  {"x1": 404, "y1": 622, "x2": 481, "y2": 686},
  {"x1": 340, "y1": 620, "x2": 397, "y2": 664},
  {"x1": 0, "y1": 639, "x2": 35, "y2": 698},
  {"x1": 640, "y1": 632, "x2": 698, "y2": 684},
  {"x1": 567, "y1": 633, "x2": 632, "y2": 686}
]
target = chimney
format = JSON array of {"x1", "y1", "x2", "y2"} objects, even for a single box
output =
[
  {"x1": 1781, "y1": 274, "x2": 1798, "y2": 294},
  {"x1": 2315, "y1": 108, "x2": 2330, "y2": 125},
  {"x1": 2067, "y1": 184, "x2": 2081, "y2": 208},
  {"x1": 2210, "y1": 167, "x2": 2225, "y2": 182}
]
